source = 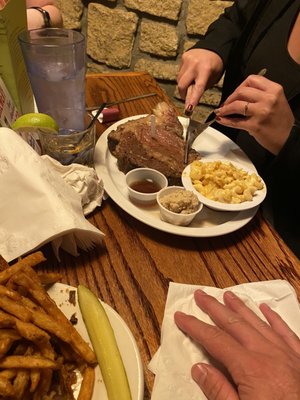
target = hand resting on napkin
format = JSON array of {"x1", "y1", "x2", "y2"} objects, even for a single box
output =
[
  {"x1": 175, "y1": 289, "x2": 300, "y2": 400},
  {"x1": 150, "y1": 281, "x2": 300, "y2": 400},
  {"x1": 0, "y1": 128, "x2": 104, "y2": 262}
]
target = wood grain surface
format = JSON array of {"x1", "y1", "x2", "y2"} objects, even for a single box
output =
[{"x1": 39, "y1": 72, "x2": 300, "y2": 399}]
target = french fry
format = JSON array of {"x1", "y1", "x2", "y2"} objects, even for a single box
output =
[
  {"x1": 0, "y1": 256, "x2": 8, "y2": 271},
  {"x1": 32, "y1": 369, "x2": 52, "y2": 399},
  {"x1": 19, "y1": 294, "x2": 46, "y2": 315},
  {"x1": 13, "y1": 369, "x2": 30, "y2": 399},
  {"x1": 0, "y1": 338, "x2": 14, "y2": 356},
  {"x1": 0, "y1": 375, "x2": 16, "y2": 397},
  {"x1": 0, "y1": 329, "x2": 21, "y2": 341},
  {"x1": 36, "y1": 340, "x2": 56, "y2": 362},
  {"x1": 0, "y1": 296, "x2": 32, "y2": 322},
  {"x1": 0, "y1": 310, "x2": 15, "y2": 328},
  {"x1": 13, "y1": 272, "x2": 96, "y2": 364},
  {"x1": 0, "y1": 369, "x2": 16, "y2": 380},
  {"x1": 54, "y1": 340, "x2": 79, "y2": 363},
  {"x1": 36, "y1": 271, "x2": 63, "y2": 285},
  {"x1": 15, "y1": 320, "x2": 50, "y2": 344},
  {"x1": 29, "y1": 369, "x2": 40, "y2": 393},
  {"x1": 30, "y1": 308, "x2": 82, "y2": 347},
  {"x1": 0, "y1": 252, "x2": 96, "y2": 399},
  {"x1": 77, "y1": 365, "x2": 95, "y2": 400},
  {"x1": 0, "y1": 330, "x2": 19, "y2": 357},
  {"x1": 0, "y1": 285, "x2": 21, "y2": 300},
  {"x1": 0, "y1": 355, "x2": 58, "y2": 369},
  {"x1": 0, "y1": 252, "x2": 46, "y2": 284}
]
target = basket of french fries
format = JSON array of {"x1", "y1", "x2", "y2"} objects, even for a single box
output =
[{"x1": 0, "y1": 251, "x2": 96, "y2": 399}]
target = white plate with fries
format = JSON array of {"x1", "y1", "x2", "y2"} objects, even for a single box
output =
[
  {"x1": 0, "y1": 253, "x2": 143, "y2": 399},
  {"x1": 182, "y1": 159, "x2": 267, "y2": 212},
  {"x1": 48, "y1": 283, "x2": 144, "y2": 400}
]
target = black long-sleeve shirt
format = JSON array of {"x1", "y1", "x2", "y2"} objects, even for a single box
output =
[{"x1": 192, "y1": 0, "x2": 300, "y2": 257}]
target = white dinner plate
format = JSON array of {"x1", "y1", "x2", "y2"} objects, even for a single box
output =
[
  {"x1": 47, "y1": 283, "x2": 144, "y2": 400},
  {"x1": 182, "y1": 159, "x2": 267, "y2": 212},
  {"x1": 94, "y1": 115, "x2": 263, "y2": 238}
]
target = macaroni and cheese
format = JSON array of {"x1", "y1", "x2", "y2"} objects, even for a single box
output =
[{"x1": 190, "y1": 160, "x2": 264, "y2": 204}]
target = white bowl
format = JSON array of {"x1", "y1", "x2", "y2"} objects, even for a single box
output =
[
  {"x1": 125, "y1": 168, "x2": 168, "y2": 205},
  {"x1": 157, "y1": 186, "x2": 203, "y2": 226},
  {"x1": 182, "y1": 159, "x2": 267, "y2": 211}
]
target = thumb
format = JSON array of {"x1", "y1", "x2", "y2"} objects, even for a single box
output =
[{"x1": 191, "y1": 363, "x2": 239, "y2": 400}]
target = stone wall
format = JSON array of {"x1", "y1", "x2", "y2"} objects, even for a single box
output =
[{"x1": 56, "y1": 0, "x2": 234, "y2": 119}]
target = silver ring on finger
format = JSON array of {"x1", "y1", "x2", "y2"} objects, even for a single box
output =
[{"x1": 244, "y1": 102, "x2": 249, "y2": 117}]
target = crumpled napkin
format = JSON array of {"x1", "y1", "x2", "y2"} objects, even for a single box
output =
[
  {"x1": 149, "y1": 280, "x2": 300, "y2": 400},
  {"x1": 41, "y1": 155, "x2": 104, "y2": 215},
  {"x1": 0, "y1": 127, "x2": 104, "y2": 262}
]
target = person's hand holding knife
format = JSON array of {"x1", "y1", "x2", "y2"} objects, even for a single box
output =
[{"x1": 177, "y1": 48, "x2": 224, "y2": 114}]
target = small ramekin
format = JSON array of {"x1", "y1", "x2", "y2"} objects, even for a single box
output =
[
  {"x1": 125, "y1": 168, "x2": 168, "y2": 205},
  {"x1": 157, "y1": 186, "x2": 203, "y2": 226}
]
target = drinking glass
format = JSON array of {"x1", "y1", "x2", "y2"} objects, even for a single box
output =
[
  {"x1": 38, "y1": 109, "x2": 96, "y2": 167},
  {"x1": 18, "y1": 28, "x2": 86, "y2": 131}
]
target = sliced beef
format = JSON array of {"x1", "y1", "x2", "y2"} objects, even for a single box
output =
[{"x1": 107, "y1": 102, "x2": 200, "y2": 184}]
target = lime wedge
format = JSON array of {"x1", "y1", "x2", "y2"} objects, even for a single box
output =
[{"x1": 11, "y1": 113, "x2": 59, "y2": 133}]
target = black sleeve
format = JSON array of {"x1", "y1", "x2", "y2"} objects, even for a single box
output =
[
  {"x1": 191, "y1": 0, "x2": 260, "y2": 67},
  {"x1": 265, "y1": 123, "x2": 300, "y2": 249},
  {"x1": 270, "y1": 122, "x2": 300, "y2": 177}
]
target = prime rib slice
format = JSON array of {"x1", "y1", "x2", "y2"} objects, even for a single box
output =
[{"x1": 107, "y1": 102, "x2": 200, "y2": 184}]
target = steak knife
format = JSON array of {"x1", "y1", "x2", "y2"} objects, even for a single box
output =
[{"x1": 183, "y1": 115, "x2": 216, "y2": 164}]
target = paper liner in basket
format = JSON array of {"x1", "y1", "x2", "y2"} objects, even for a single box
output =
[{"x1": 0, "y1": 128, "x2": 104, "y2": 262}]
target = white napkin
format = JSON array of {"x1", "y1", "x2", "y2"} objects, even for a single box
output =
[
  {"x1": 0, "y1": 128, "x2": 104, "y2": 262},
  {"x1": 41, "y1": 155, "x2": 104, "y2": 216},
  {"x1": 149, "y1": 280, "x2": 300, "y2": 400}
]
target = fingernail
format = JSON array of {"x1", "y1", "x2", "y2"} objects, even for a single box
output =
[
  {"x1": 214, "y1": 108, "x2": 220, "y2": 115},
  {"x1": 192, "y1": 363, "x2": 208, "y2": 385},
  {"x1": 195, "y1": 288, "x2": 207, "y2": 296},
  {"x1": 259, "y1": 303, "x2": 271, "y2": 312},
  {"x1": 224, "y1": 291, "x2": 236, "y2": 299},
  {"x1": 174, "y1": 311, "x2": 185, "y2": 317},
  {"x1": 185, "y1": 104, "x2": 194, "y2": 116}
]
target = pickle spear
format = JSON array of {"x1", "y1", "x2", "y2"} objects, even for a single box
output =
[{"x1": 78, "y1": 285, "x2": 132, "y2": 400}]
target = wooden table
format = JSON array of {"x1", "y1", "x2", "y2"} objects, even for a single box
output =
[{"x1": 42, "y1": 72, "x2": 300, "y2": 399}]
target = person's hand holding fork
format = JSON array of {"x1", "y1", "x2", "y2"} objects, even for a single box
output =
[{"x1": 213, "y1": 74, "x2": 295, "y2": 154}]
